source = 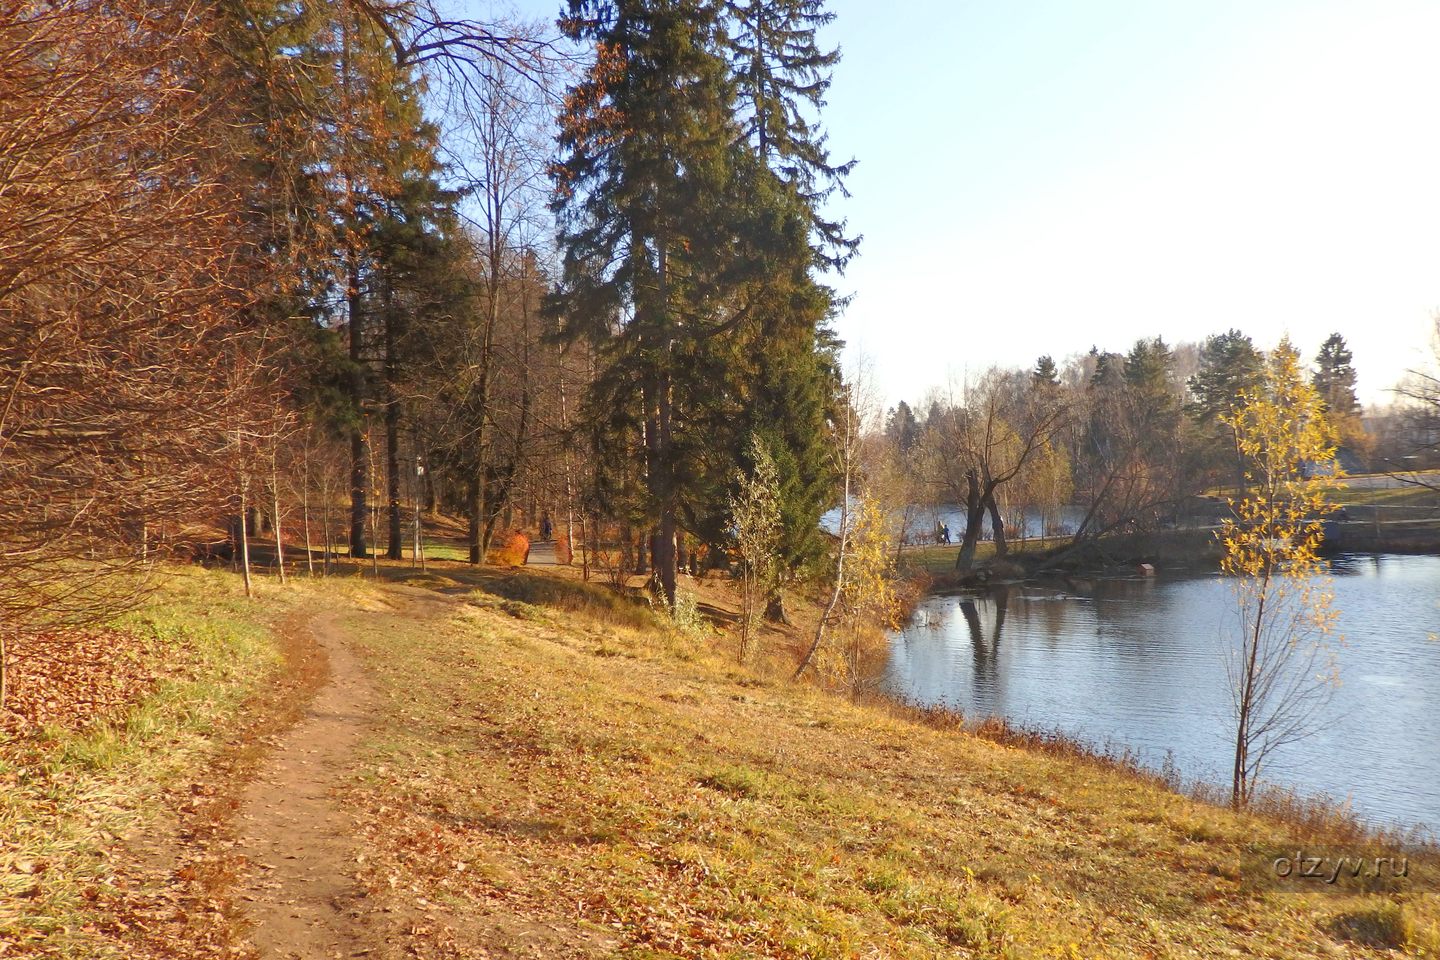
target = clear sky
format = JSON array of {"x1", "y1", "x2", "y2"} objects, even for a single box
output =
[{"x1": 487, "y1": 0, "x2": 1440, "y2": 406}]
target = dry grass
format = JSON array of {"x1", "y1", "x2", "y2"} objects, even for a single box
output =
[
  {"x1": 0, "y1": 567, "x2": 303, "y2": 958},
  {"x1": 7, "y1": 554, "x2": 1436, "y2": 958},
  {"x1": 335, "y1": 564, "x2": 1440, "y2": 959}
]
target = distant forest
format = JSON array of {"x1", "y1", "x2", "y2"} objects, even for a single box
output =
[{"x1": 876, "y1": 329, "x2": 1439, "y2": 563}]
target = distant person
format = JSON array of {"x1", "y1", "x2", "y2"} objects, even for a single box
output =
[
  {"x1": 540, "y1": 515, "x2": 552, "y2": 540},
  {"x1": 942, "y1": 523, "x2": 951, "y2": 544}
]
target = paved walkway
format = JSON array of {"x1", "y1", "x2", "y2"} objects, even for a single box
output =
[{"x1": 526, "y1": 539, "x2": 558, "y2": 566}]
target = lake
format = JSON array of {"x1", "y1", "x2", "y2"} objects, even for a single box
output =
[{"x1": 884, "y1": 553, "x2": 1440, "y2": 835}]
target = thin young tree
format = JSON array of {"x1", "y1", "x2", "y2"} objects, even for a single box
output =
[
  {"x1": 1220, "y1": 340, "x2": 1341, "y2": 808},
  {"x1": 793, "y1": 379, "x2": 860, "y2": 680},
  {"x1": 730, "y1": 436, "x2": 782, "y2": 662}
]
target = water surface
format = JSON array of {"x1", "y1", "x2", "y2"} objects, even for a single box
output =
[{"x1": 885, "y1": 554, "x2": 1440, "y2": 833}]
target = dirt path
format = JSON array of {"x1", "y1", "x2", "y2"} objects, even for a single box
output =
[{"x1": 233, "y1": 609, "x2": 384, "y2": 960}]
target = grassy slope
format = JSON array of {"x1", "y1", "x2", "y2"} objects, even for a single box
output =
[
  {"x1": 4, "y1": 560, "x2": 1436, "y2": 958},
  {"x1": 0, "y1": 568, "x2": 303, "y2": 958},
  {"x1": 337, "y1": 570, "x2": 1439, "y2": 960}
]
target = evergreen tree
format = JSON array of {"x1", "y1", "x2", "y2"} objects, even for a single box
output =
[
  {"x1": 1312, "y1": 332, "x2": 1359, "y2": 418},
  {"x1": 720, "y1": 0, "x2": 857, "y2": 268},
  {"x1": 886, "y1": 400, "x2": 921, "y2": 452},
  {"x1": 1089, "y1": 350, "x2": 1125, "y2": 390},
  {"x1": 1187, "y1": 329, "x2": 1265, "y2": 487},
  {"x1": 725, "y1": 291, "x2": 842, "y2": 586},
  {"x1": 1125, "y1": 336, "x2": 1178, "y2": 419},
  {"x1": 1033, "y1": 354, "x2": 1060, "y2": 386},
  {"x1": 1124, "y1": 337, "x2": 1182, "y2": 470},
  {"x1": 717, "y1": 0, "x2": 851, "y2": 614},
  {"x1": 552, "y1": 0, "x2": 799, "y2": 606},
  {"x1": 1187, "y1": 329, "x2": 1265, "y2": 426},
  {"x1": 368, "y1": 139, "x2": 460, "y2": 559},
  {"x1": 324, "y1": 7, "x2": 452, "y2": 559}
]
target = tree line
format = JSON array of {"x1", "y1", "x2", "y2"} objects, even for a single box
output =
[
  {"x1": 879, "y1": 330, "x2": 1374, "y2": 568},
  {"x1": 0, "y1": 0, "x2": 865, "y2": 700}
]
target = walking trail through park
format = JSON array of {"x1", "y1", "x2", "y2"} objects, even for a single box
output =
[
  {"x1": 225, "y1": 584, "x2": 591, "y2": 960},
  {"x1": 233, "y1": 608, "x2": 381, "y2": 959}
]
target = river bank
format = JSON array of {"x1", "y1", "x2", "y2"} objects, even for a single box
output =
[{"x1": 7, "y1": 562, "x2": 1440, "y2": 957}]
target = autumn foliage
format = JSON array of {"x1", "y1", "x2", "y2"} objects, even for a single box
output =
[
  {"x1": 0, "y1": 2, "x2": 282, "y2": 704},
  {"x1": 1219, "y1": 339, "x2": 1341, "y2": 807},
  {"x1": 488, "y1": 531, "x2": 531, "y2": 568}
]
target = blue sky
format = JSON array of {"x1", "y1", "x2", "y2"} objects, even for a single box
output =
[{"x1": 481, "y1": 0, "x2": 1440, "y2": 405}]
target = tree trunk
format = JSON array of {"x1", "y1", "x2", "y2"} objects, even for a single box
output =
[
  {"x1": 384, "y1": 275, "x2": 402, "y2": 560},
  {"x1": 985, "y1": 489, "x2": 1008, "y2": 558},
  {"x1": 385, "y1": 392, "x2": 402, "y2": 560},
  {"x1": 322, "y1": 486, "x2": 332, "y2": 576},
  {"x1": 647, "y1": 228, "x2": 678, "y2": 608},
  {"x1": 468, "y1": 476, "x2": 483, "y2": 564},
  {"x1": 347, "y1": 247, "x2": 368, "y2": 560},
  {"x1": 794, "y1": 393, "x2": 853, "y2": 680},
  {"x1": 271, "y1": 460, "x2": 287, "y2": 585},
  {"x1": 955, "y1": 469, "x2": 985, "y2": 571},
  {"x1": 764, "y1": 589, "x2": 790, "y2": 625},
  {"x1": 239, "y1": 483, "x2": 253, "y2": 599},
  {"x1": 302, "y1": 491, "x2": 314, "y2": 577},
  {"x1": 559, "y1": 355, "x2": 576, "y2": 565}
]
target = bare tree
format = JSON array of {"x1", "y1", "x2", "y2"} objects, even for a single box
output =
[
  {"x1": 0, "y1": 2, "x2": 281, "y2": 702},
  {"x1": 923, "y1": 371, "x2": 1067, "y2": 571},
  {"x1": 1384, "y1": 315, "x2": 1440, "y2": 492}
]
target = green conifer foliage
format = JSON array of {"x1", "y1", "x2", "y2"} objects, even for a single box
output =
[
  {"x1": 552, "y1": 0, "x2": 800, "y2": 606},
  {"x1": 1312, "y1": 332, "x2": 1359, "y2": 418}
]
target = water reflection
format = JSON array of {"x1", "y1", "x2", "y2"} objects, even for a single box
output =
[{"x1": 886, "y1": 555, "x2": 1440, "y2": 833}]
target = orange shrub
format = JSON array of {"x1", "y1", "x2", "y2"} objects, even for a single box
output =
[{"x1": 488, "y1": 531, "x2": 530, "y2": 567}]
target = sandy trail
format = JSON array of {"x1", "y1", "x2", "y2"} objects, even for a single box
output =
[{"x1": 233, "y1": 609, "x2": 382, "y2": 960}]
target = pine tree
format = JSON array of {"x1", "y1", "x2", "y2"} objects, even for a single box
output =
[
  {"x1": 1187, "y1": 329, "x2": 1265, "y2": 488},
  {"x1": 1033, "y1": 354, "x2": 1060, "y2": 386},
  {"x1": 1312, "y1": 332, "x2": 1359, "y2": 419},
  {"x1": 552, "y1": 0, "x2": 796, "y2": 606},
  {"x1": 1188, "y1": 329, "x2": 1265, "y2": 426}
]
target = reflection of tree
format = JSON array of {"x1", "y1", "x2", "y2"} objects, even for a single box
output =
[{"x1": 961, "y1": 587, "x2": 1011, "y2": 707}]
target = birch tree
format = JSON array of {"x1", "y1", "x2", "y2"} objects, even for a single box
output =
[{"x1": 1220, "y1": 340, "x2": 1341, "y2": 808}]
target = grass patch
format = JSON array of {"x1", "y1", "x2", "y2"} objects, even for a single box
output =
[
  {"x1": 334, "y1": 568, "x2": 1440, "y2": 958},
  {"x1": 697, "y1": 764, "x2": 765, "y2": 797},
  {"x1": 467, "y1": 570, "x2": 656, "y2": 630},
  {"x1": 1328, "y1": 901, "x2": 1412, "y2": 948},
  {"x1": 0, "y1": 567, "x2": 296, "y2": 958}
]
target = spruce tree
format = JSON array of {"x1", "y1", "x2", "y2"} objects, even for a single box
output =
[
  {"x1": 717, "y1": 0, "x2": 849, "y2": 612},
  {"x1": 720, "y1": 0, "x2": 857, "y2": 268},
  {"x1": 552, "y1": 0, "x2": 794, "y2": 606},
  {"x1": 1312, "y1": 333, "x2": 1359, "y2": 418}
]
